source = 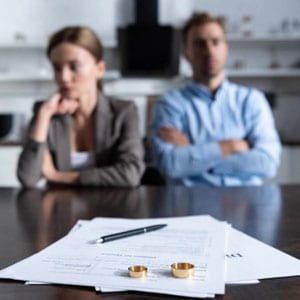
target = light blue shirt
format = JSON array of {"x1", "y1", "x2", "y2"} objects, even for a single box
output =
[{"x1": 150, "y1": 79, "x2": 282, "y2": 186}]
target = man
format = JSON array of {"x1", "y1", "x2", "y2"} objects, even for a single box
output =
[{"x1": 150, "y1": 12, "x2": 281, "y2": 186}]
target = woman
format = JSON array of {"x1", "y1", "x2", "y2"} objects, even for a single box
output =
[{"x1": 17, "y1": 26, "x2": 145, "y2": 187}]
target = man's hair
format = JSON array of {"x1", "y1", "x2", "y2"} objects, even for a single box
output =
[{"x1": 182, "y1": 12, "x2": 226, "y2": 45}]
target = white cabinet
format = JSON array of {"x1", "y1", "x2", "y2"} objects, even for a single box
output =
[
  {"x1": 0, "y1": 146, "x2": 21, "y2": 187},
  {"x1": 0, "y1": 35, "x2": 299, "y2": 90},
  {"x1": 0, "y1": 43, "x2": 120, "y2": 99},
  {"x1": 226, "y1": 35, "x2": 300, "y2": 81},
  {"x1": 180, "y1": 34, "x2": 300, "y2": 84},
  {"x1": 226, "y1": 36, "x2": 300, "y2": 185},
  {"x1": 272, "y1": 146, "x2": 300, "y2": 184}
]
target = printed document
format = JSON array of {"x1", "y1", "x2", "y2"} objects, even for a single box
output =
[
  {"x1": 0, "y1": 215, "x2": 229, "y2": 297},
  {"x1": 226, "y1": 227, "x2": 300, "y2": 282}
]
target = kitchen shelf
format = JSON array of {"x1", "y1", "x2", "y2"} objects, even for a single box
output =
[
  {"x1": 0, "y1": 35, "x2": 299, "y2": 48},
  {"x1": 0, "y1": 71, "x2": 52, "y2": 82},
  {"x1": 1, "y1": 67, "x2": 300, "y2": 83},
  {"x1": 0, "y1": 70, "x2": 121, "y2": 82},
  {"x1": 0, "y1": 43, "x2": 45, "y2": 49},
  {"x1": 226, "y1": 68, "x2": 300, "y2": 77},
  {"x1": 227, "y1": 34, "x2": 300, "y2": 43},
  {"x1": 0, "y1": 36, "x2": 116, "y2": 49}
]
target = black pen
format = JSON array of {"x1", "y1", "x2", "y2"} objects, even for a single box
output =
[{"x1": 94, "y1": 224, "x2": 167, "y2": 244}]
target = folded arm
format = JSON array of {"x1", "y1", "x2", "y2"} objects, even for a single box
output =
[
  {"x1": 18, "y1": 102, "x2": 145, "y2": 188},
  {"x1": 212, "y1": 93, "x2": 281, "y2": 179},
  {"x1": 151, "y1": 90, "x2": 281, "y2": 181},
  {"x1": 150, "y1": 97, "x2": 224, "y2": 178},
  {"x1": 154, "y1": 127, "x2": 250, "y2": 179}
]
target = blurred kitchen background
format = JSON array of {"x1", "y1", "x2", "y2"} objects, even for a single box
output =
[{"x1": 0, "y1": 0, "x2": 299, "y2": 186}]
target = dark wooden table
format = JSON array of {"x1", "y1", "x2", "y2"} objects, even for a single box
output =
[{"x1": 0, "y1": 184, "x2": 299, "y2": 299}]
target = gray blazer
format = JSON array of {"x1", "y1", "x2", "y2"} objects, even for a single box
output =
[{"x1": 17, "y1": 92, "x2": 145, "y2": 188}]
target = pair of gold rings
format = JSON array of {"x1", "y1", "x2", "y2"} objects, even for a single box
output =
[{"x1": 128, "y1": 262, "x2": 194, "y2": 279}]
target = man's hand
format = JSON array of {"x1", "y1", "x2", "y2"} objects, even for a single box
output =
[
  {"x1": 158, "y1": 126, "x2": 190, "y2": 147},
  {"x1": 220, "y1": 139, "x2": 250, "y2": 158}
]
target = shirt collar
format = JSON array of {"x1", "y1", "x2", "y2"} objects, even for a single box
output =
[{"x1": 188, "y1": 78, "x2": 229, "y2": 102}]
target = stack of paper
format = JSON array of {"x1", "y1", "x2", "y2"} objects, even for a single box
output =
[{"x1": 0, "y1": 215, "x2": 300, "y2": 298}]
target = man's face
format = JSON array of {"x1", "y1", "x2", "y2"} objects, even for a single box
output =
[{"x1": 184, "y1": 22, "x2": 228, "y2": 81}]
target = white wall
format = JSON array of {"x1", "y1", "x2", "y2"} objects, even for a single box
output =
[
  {"x1": 0, "y1": 0, "x2": 134, "y2": 47},
  {"x1": 160, "y1": 0, "x2": 300, "y2": 36},
  {"x1": 0, "y1": 0, "x2": 299, "y2": 46}
]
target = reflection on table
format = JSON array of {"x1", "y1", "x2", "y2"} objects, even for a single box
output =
[
  {"x1": 0, "y1": 184, "x2": 297, "y2": 300},
  {"x1": 16, "y1": 188, "x2": 150, "y2": 252},
  {"x1": 152, "y1": 184, "x2": 282, "y2": 245}
]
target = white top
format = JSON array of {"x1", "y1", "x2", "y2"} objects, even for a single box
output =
[{"x1": 70, "y1": 151, "x2": 96, "y2": 171}]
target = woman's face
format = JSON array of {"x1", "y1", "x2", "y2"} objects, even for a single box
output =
[{"x1": 49, "y1": 42, "x2": 105, "y2": 101}]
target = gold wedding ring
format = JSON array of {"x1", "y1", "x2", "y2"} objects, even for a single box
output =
[
  {"x1": 128, "y1": 265, "x2": 148, "y2": 278},
  {"x1": 171, "y1": 262, "x2": 194, "y2": 278}
]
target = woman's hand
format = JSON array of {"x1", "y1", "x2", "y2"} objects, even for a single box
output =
[
  {"x1": 42, "y1": 149, "x2": 80, "y2": 185},
  {"x1": 40, "y1": 92, "x2": 79, "y2": 118},
  {"x1": 30, "y1": 93, "x2": 79, "y2": 142},
  {"x1": 42, "y1": 149, "x2": 58, "y2": 181}
]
